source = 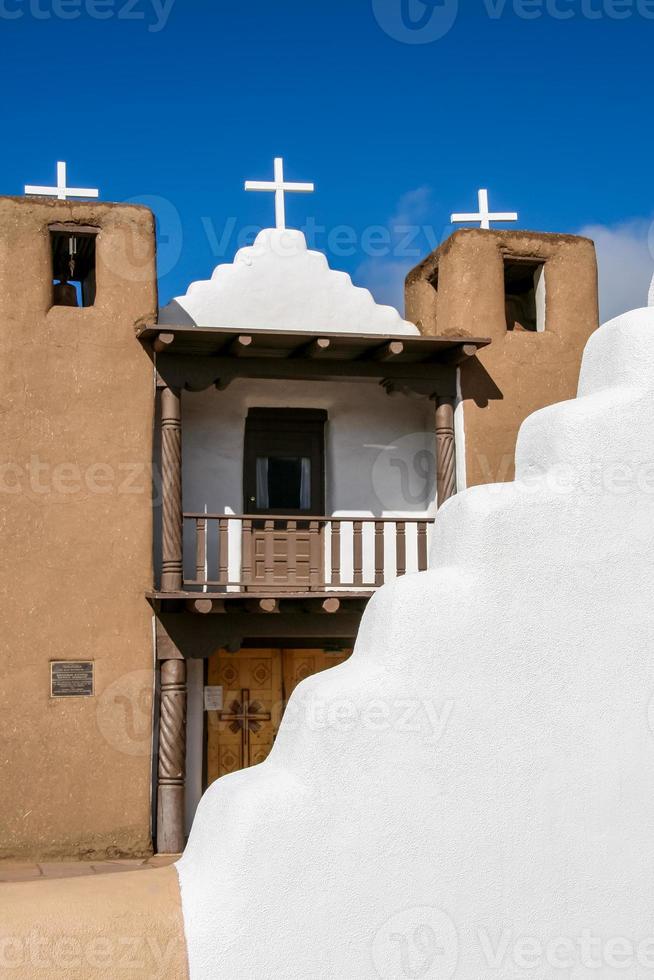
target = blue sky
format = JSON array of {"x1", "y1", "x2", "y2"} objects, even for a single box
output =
[{"x1": 2, "y1": 0, "x2": 653, "y2": 317}]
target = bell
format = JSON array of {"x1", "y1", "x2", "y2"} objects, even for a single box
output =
[
  {"x1": 53, "y1": 278, "x2": 79, "y2": 307},
  {"x1": 52, "y1": 235, "x2": 80, "y2": 307}
]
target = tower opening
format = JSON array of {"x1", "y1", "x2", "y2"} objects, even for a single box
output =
[
  {"x1": 503, "y1": 257, "x2": 545, "y2": 332},
  {"x1": 50, "y1": 224, "x2": 99, "y2": 308}
]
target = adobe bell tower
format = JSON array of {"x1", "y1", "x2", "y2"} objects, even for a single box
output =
[
  {"x1": 406, "y1": 228, "x2": 599, "y2": 488},
  {"x1": 0, "y1": 193, "x2": 158, "y2": 860}
]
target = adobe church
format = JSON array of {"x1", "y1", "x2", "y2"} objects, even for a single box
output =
[{"x1": 0, "y1": 160, "x2": 599, "y2": 862}]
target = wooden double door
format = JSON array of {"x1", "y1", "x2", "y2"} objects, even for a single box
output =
[{"x1": 205, "y1": 647, "x2": 351, "y2": 785}]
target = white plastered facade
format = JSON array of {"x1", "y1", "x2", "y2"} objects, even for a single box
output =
[{"x1": 158, "y1": 229, "x2": 440, "y2": 587}]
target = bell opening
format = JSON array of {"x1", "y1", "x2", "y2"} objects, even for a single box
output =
[{"x1": 50, "y1": 226, "x2": 99, "y2": 309}]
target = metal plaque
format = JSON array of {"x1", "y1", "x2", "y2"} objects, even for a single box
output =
[
  {"x1": 204, "y1": 686, "x2": 224, "y2": 711},
  {"x1": 50, "y1": 661, "x2": 95, "y2": 698}
]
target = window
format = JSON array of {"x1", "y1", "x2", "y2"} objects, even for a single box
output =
[
  {"x1": 244, "y1": 409, "x2": 326, "y2": 515},
  {"x1": 255, "y1": 456, "x2": 311, "y2": 510},
  {"x1": 50, "y1": 224, "x2": 99, "y2": 308},
  {"x1": 503, "y1": 257, "x2": 546, "y2": 332}
]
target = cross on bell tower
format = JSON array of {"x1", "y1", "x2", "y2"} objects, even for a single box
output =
[
  {"x1": 245, "y1": 157, "x2": 314, "y2": 231},
  {"x1": 24, "y1": 161, "x2": 99, "y2": 201},
  {"x1": 451, "y1": 188, "x2": 518, "y2": 230}
]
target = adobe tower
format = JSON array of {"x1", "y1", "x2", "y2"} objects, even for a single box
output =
[
  {"x1": 0, "y1": 196, "x2": 158, "y2": 860},
  {"x1": 406, "y1": 228, "x2": 599, "y2": 488}
]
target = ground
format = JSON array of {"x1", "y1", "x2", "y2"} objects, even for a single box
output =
[{"x1": 0, "y1": 855, "x2": 178, "y2": 883}]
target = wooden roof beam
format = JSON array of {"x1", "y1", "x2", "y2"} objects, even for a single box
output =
[
  {"x1": 372, "y1": 340, "x2": 404, "y2": 361},
  {"x1": 440, "y1": 343, "x2": 479, "y2": 365},
  {"x1": 294, "y1": 337, "x2": 332, "y2": 359},
  {"x1": 154, "y1": 331, "x2": 175, "y2": 353},
  {"x1": 185, "y1": 598, "x2": 226, "y2": 614},
  {"x1": 228, "y1": 335, "x2": 254, "y2": 357},
  {"x1": 244, "y1": 598, "x2": 280, "y2": 614}
]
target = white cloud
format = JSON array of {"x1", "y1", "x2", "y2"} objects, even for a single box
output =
[
  {"x1": 576, "y1": 218, "x2": 654, "y2": 323},
  {"x1": 354, "y1": 187, "x2": 444, "y2": 313},
  {"x1": 357, "y1": 197, "x2": 654, "y2": 324},
  {"x1": 354, "y1": 256, "x2": 411, "y2": 311}
]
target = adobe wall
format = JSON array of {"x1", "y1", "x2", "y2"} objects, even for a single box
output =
[
  {"x1": 0, "y1": 197, "x2": 157, "y2": 859},
  {"x1": 405, "y1": 229, "x2": 599, "y2": 487}
]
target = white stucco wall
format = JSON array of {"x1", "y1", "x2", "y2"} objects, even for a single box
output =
[
  {"x1": 160, "y1": 229, "x2": 418, "y2": 335},
  {"x1": 178, "y1": 303, "x2": 654, "y2": 979},
  {"x1": 182, "y1": 378, "x2": 437, "y2": 585}
]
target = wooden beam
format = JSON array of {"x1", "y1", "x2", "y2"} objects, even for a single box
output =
[
  {"x1": 49, "y1": 222, "x2": 100, "y2": 234},
  {"x1": 148, "y1": 590, "x2": 375, "y2": 601},
  {"x1": 295, "y1": 596, "x2": 342, "y2": 614},
  {"x1": 157, "y1": 353, "x2": 454, "y2": 396},
  {"x1": 154, "y1": 331, "x2": 175, "y2": 353},
  {"x1": 185, "y1": 598, "x2": 225, "y2": 614},
  {"x1": 228, "y1": 335, "x2": 253, "y2": 356},
  {"x1": 138, "y1": 323, "x2": 491, "y2": 353},
  {"x1": 441, "y1": 343, "x2": 478, "y2": 365},
  {"x1": 155, "y1": 609, "x2": 365, "y2": 658},
  {"x1": 186, "y1": 598, "x2": 212, "y2": 614},
  {"x1": 244, "y1": 598, "x2": 280, "y2": 614},
  {"x1": 296, "y1": 337, "x2": 332, "y2": 359},
  {"x1": 372, "y1": 340, "x2": 404, "y2": 361},
  {"x1": 259, "y1": 598, "x2": 279, "y2": 614}
]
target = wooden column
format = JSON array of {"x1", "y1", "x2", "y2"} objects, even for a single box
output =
[
  {"x1": 161, "y1": 385, "x2": 183, "y2": 591},
  {"x1": 435, "y1": 397, "x2": 457, "y2": 507},
  {"x1": 157, "y1": 658, "x2": 187, "y2": 854}
]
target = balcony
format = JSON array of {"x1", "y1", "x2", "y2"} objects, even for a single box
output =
[
  {"x1": 182, "y1": 513, "x2": 433, "y2": 593},
  {"x1": 144, "y1": 323, "x2": 490, "y2": 602}
]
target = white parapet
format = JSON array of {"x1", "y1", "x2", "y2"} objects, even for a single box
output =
[{"x1": 159, "y1": 228, "x2": 418, "y2": 335}]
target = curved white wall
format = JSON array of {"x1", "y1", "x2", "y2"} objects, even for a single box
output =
[{"x1": 178, "y1": 307, "x2": 654, "y2": 979}]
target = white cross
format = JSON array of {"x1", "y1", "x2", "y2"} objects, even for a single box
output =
[
  {"x1": 24, "y1": 161, "x2": 99, "y2": 201},
  {"x1": 245, "y1": 157, "x2": 314, "y2": 230},
  {"x1": 451, "y1": 188, "x2": 518, "y2": 230}
]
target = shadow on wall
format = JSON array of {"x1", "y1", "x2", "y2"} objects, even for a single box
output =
[{"x1": 461, "y1": 357, "x2": 503, "y2": 409}]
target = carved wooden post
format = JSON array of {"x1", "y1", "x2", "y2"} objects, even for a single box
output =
[
  {"x1": 157, "y1": 657, "x2": 187, "y2": 854},
  {"x1": 161, "y1": 385, "x2": 183, "y2": 591},
  {"x1": 436, "y1": 397, "x2": 457, "y2": 507}
]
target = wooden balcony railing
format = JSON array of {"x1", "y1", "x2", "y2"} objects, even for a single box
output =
[{"x1": 182, "y1": 514, "x2": 432, "y2": 591}]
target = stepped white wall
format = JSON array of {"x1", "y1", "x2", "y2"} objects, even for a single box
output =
[
  {"x1": 178, "y1": 303, "x2": 654, "y2": 979},
  {"x1": 160, "y1": 228, "x2": 418, "y2": 334}
]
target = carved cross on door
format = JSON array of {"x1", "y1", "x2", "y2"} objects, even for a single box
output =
[{"x1": 218, "y1": 688, "x2": 271, "y2": 769}]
